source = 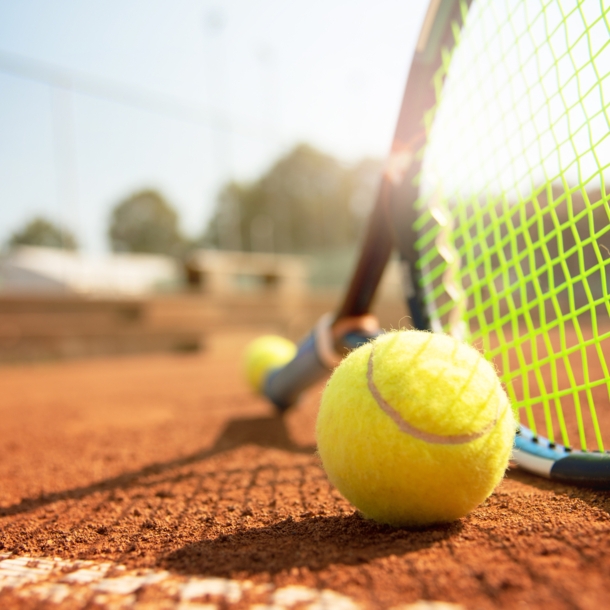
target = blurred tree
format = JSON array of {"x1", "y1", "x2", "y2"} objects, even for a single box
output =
[
  {"x1": 8, "y1": 216, "x2": 78, "y2": 250},
  {"x1": 202, "y1": 144, "x2": 382, "y2": 254},
  {"x1": 109, "y1": 190, "x2": 186, "y2": 256}
]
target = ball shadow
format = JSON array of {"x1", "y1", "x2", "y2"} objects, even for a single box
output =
[{"x1": 162, "y1": 512, "x2": 462, "y2": 576}]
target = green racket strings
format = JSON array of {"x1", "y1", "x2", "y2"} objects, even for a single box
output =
[{"x1": 415, "y1": 0, "x2": 610, "y2": 452}]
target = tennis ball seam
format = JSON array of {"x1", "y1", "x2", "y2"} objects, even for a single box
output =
[{"x1": 366, "y1": 344, "x2": 501, "y2": 445}]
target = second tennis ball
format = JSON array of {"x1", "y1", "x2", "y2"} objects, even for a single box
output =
[
  {"x1": 244, "y1": 335, "x2": 296, "y2": 393},
  {"x1": 316, "y1": 330, "x2": 516, "y2": 526}
]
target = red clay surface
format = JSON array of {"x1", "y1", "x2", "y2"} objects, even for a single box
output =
[{"x1": 0, "y1": 330, "x2": 609, "y2": 609}]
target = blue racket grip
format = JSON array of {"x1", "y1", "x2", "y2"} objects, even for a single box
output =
[
  {"x1": 263, "y1": 331, "x2": 325, "y2": 412},
  {"x1": 263, "y1": 324, "x2": 380, "y2": 412}
]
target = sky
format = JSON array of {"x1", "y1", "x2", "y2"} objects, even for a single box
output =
[{"x1": 0, "y1": 0, "x2": 428, "y2": 253}]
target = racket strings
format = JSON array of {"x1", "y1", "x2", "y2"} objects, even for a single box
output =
[{"x1": 415, "y1": 0, "x2": 610, "y2": 453}]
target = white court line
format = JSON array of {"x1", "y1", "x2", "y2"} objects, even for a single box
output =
[
  {"x1": 0, "y1": 553, "x2": 359, "y2": 609},
  {"x1": 0, "y1": 554, "x2": 464, "y2": 609}
]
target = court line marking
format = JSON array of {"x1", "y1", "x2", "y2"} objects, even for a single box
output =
[
  {"x1": 0, "y1": 554, "x2": 360, "y2": 609},
  {"x1": 0, "y1": 554, "x2": 465, "y2": 609}
]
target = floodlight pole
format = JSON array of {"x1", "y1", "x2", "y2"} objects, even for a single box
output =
[
  {"x1": 204, "y1": 9, "x2": 242, "y2": 253},
  {"x1": 51, "y1": 84, "x2": 80, "y2": 254}
]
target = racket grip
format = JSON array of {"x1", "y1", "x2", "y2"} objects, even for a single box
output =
[
  {"x1": 263, "y1": 313, "x2": 380, "y2": 412},
  {"x1": 263, "y1": 331, "x2": 326, "y2": 411}
]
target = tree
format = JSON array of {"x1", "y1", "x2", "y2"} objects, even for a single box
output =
[
  {"x1": 8, "y1": 216, "x2": 78, "y2": 250},
  {"x1": 202, "y1": 144, "x2": 382, "y2": 254},
  {"x1": 108, "y1": 190, "x2": 186, "y2": 256}
]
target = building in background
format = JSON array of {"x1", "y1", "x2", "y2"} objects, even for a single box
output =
[
  {"x1": 185, "y1": 249, "x2": 310, "y2": 295},
  {"x1": 0, "y1": 246, "x2": 182, "y2": 296}
]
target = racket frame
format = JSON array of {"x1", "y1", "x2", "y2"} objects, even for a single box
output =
[{"x1": 264, "y1": 0, "x2": 610, "y2": 488}]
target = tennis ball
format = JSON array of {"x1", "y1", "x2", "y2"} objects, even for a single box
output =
[
  {"x1": 316, "y1": 330, "x2": 516, "y2": 527},
  {"x1": 244, "y1": 335, "x2": 297, "y2": 393}
]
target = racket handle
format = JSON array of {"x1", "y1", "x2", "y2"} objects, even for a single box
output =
[
  {"x1": 263, "y1": 332, "x2": 326, "y2": 411},
  {"x1": 263, "y1": 313, "x2": 380, "y2": 412}
]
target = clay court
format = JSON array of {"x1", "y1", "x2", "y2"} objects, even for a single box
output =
[{"x1": 0, "y1": 326, "x2": 608, "y2": 610}]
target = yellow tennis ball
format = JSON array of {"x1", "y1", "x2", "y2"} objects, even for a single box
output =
[
  {"x1": 316, "y1": 330, "x2": 516, "y2": 527},
  {"x1": 244, "y1": 335, "x2": 297, "y2": 393}
]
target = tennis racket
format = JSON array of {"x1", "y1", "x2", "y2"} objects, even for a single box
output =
[{"x1": 262, "y1": 0, "x2": 610, "y2": 488}]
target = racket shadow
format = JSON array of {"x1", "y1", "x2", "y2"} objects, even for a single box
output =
[
  {"x1": 210, "y1": 415, "x2": 315, "y2": 455},
  {"x1": 0, "y1": 415, "x2": 314, "y2": 518},
  {"x1": 162, "y1": 512, "x2": 461, "y2": 577}
]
